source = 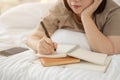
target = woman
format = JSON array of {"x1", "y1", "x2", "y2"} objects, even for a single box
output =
[{"x1": 26, "y1": 0, "x2": 120, "y2": 55}]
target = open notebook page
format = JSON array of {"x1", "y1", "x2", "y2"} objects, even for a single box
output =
[
  {"x1": 37, "y1": 44, "x2": 78, "y2": 58},
  {"x1": 63, "y1": 56, "x2": 112, "y2": 73},
  {"x1": 68, "y1": 48, "x2": 108, "y2": 65}
]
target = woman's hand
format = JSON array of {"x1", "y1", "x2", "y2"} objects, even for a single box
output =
[
  {"x1": 81, "y1": 0, "x2": 102, "y2": 17},
  {"x1": 37, "y1": 37, "x2": 57, "y2": 55}
]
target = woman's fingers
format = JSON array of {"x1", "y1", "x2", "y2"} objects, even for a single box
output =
[
  {"x1": 44, "y1": 37, "x2": 57, "y2": 50},
  {"x1": 54, "y1": 42, "x2": 58, "y2": 49},
  {"x1": 41, "y1": 40, "x2": 55, "y2": 52},
  {"x1": 81, "y1": 0, "x2": 103, "y2": 16},
  {"x1": 37, "y1": 37, "x2": 57, "y2": 55}
]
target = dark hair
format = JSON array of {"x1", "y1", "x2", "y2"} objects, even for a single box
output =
[{"x1": 63, "y1": 0, "x2": 107, "y2": 14}]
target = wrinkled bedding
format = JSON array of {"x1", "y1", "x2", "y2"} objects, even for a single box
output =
[{"x1": 0, "y1": 50, "x2": 120, "y2": 80}]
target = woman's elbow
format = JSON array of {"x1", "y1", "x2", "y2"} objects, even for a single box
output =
[
  {"x1": 94, "y1": 46, "x2": 117, "y2": 55},
  {"x1": 104, "y1": 47, "x2": 120, "y2": 55},
  {"x1": 112, "y1": 47, "x2": 120, "y2": 55}
]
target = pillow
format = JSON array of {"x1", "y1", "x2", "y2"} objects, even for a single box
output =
[
  {"x1": 51, "y1": 29, "x2": 91, "y2": 50},
  {"x1": 0, "y1": 2, "x2": 56, "y2": 30}
]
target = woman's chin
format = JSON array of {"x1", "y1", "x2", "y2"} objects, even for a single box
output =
[
  {"x1": 73, "y1": 10, "x2": 81, "y2": 15},
  {"x1": 73, "y1": 11, "x2": 81, "y2": 15}
]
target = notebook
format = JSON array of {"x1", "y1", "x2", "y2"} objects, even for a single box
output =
[
  {"x1": 40, "y1": 56, "x2": 80, "y2": 67},
  {"x1": 63, "y1": 56, "x2": 111, "y2": 73},
  {"x1": 37, "y1": 44, "x2": 112, "y2": 72}
]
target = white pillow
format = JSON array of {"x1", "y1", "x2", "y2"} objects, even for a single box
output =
[
  {"x1": 51, "y1": 29, "x2": 91, "y2": 50},
  {"x1": 0, "y1": 2, "x2": 55, "y2": 30}
]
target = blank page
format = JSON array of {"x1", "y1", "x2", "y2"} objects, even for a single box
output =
[
  {"x1": 68, "y1": 48, "x2": 108, "y2": 65},
  {"x1": 37, "y1": 44, "x2": 78, "y2": 58}
]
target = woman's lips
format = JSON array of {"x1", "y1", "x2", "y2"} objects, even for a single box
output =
[{"x1": 72, "y1": 5, "x2": 81, "y2": 9}]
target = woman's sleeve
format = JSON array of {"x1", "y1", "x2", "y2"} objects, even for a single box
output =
[
  {"x1": 103, "y1": 8, "x2": 120, "y2": 36},
  {"x1": 38, "y1": 1, "x2": 61, "y2": 35}
]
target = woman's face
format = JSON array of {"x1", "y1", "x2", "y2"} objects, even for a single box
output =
[{"x1": 67, "y1": 0, "x2": 94, "y2": 15}]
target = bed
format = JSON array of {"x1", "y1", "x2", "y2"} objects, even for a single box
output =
[{"x1": 0, "y1": 1, "x2": 120, "y2": 80}]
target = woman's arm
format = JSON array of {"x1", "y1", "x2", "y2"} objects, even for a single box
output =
[
  {"x1": 108, "y1": 36, "x2": 120, "y2": 54},
  {"x1": 81, "y1": 15, "x2": 115, "y2": 55},
  {"x1": 25, "y1": 27, "x2": 46, "y2": 51},
  {"x1": 26, "y1": 1, "x2": 63, "y2": 54},
  {"x1": 81, "y1": 0, "x2": 120, "y2": 55},
  {"x1": 26, "y1": 26, "x2": 57, "y2": 55}
]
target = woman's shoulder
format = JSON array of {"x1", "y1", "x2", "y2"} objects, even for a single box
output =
[
  {"x1": 104, "y1": 0, "x2": 120, "y2": 13},
  {"x1": 95, "y1": 0, "x2": 120, "y2": 20},
  {"x1": 94, "y1": 0, "x2": 120, "y2": 31}
]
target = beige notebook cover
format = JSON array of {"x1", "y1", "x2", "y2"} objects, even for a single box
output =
[{"x1": 40, "y1": 56, "x2": 80, "y2": 67}]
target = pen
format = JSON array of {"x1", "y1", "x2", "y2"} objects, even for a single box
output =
[
  {"x1": 41, "y1": 21, "x2": 50, "y2": 38},
  {"x1": 40, "y1": 21, "x2": 56, "y2": 51}
]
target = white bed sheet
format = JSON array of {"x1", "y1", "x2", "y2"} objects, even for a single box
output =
[{"x1": 0, "y1": 49, "x2": 120, "y2": 80}]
